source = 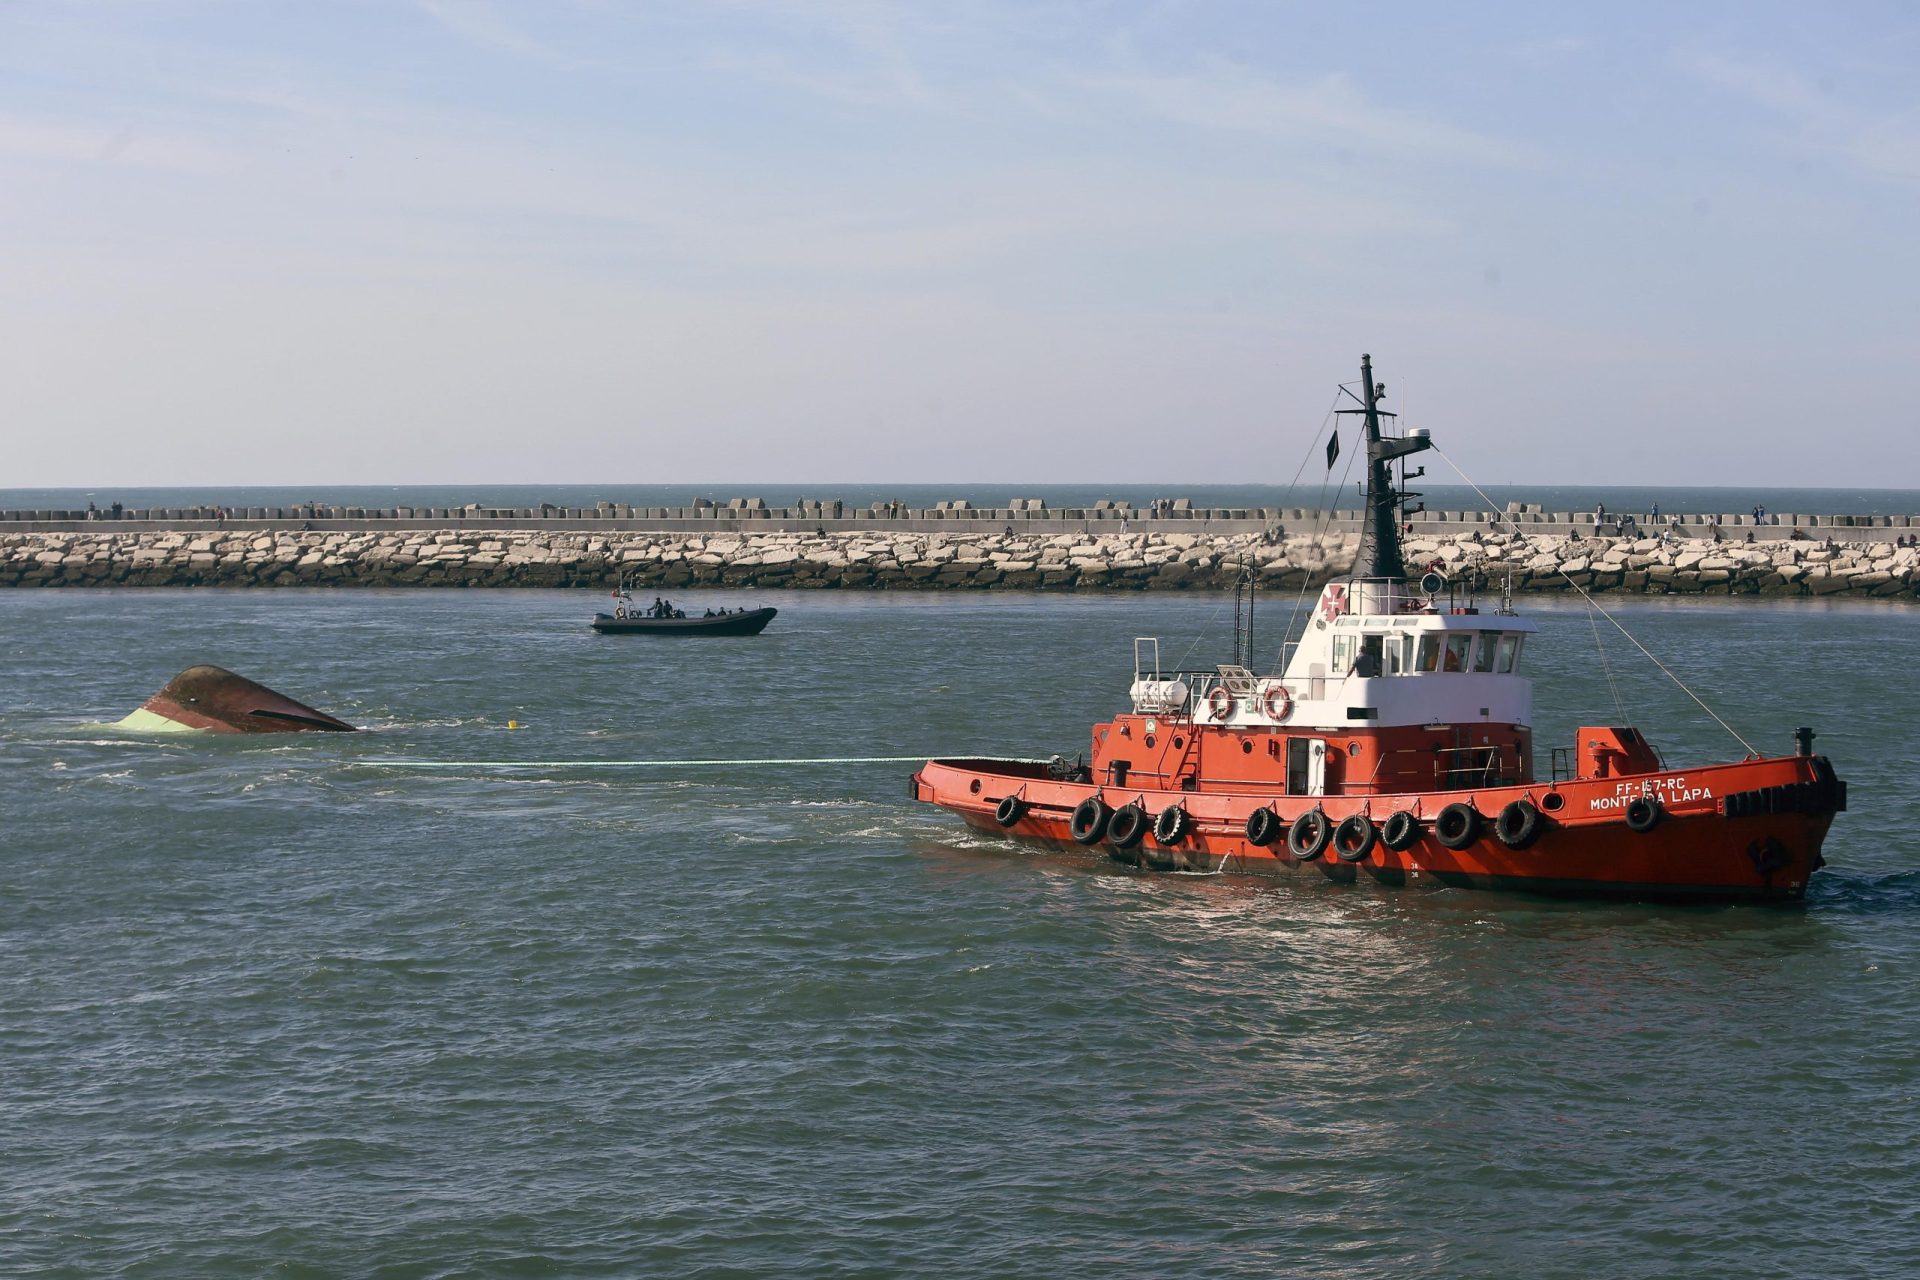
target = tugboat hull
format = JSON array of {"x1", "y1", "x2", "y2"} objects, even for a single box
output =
[{"x1": 913, "y1": 755, "x2": 1842, "y2": 903}]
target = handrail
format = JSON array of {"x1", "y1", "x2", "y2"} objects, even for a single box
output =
[{"x1": 1350, "y1": 742, "x2": 1516, "y2": 795}]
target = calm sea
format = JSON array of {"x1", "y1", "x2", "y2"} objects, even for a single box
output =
[
  {"x1": 4, "y1": 588, "x2": 1917, "y2": 1276},
  {"x1": 5, "y1": 482, "x2": 1920, "y2": 517}
]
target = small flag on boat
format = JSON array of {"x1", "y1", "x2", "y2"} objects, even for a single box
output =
[{"x1": 1325, "y1": 430, "x2": 1340, "y2": 469}]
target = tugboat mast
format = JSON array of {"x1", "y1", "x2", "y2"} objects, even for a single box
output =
[{"x1": 1352, "y1": 353, "x2": 1431, "y2": 581}]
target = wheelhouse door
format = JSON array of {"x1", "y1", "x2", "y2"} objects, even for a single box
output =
[{"x1": 1287, "y1": 738, "x2": 1328, "y2": 797}]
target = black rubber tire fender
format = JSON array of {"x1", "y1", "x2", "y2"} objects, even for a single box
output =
[
  {"x1": 1288, "y1": 809, "x2": 1331, "y2": 861},
  {"x1": 994, "y1": 795, "x2": 1027, "y2": 828},
  {"x1": 1495, "y1": 799, "x2": 1544, "y2": 850},
  {"x1": 1153, "y1": 806, "x2": 1190, "y2": 846},
  {"x1": 1069, "y1": 796, "x2": 1111, "y2": 846},
  {"x1": 1435, "y1": 802, "x2": 1481, "y2": 851},
  {"x1": 1334, "y1": 814, "x2": 1378, "y2": 863},
  {"x1": 1625, "y1": 795, "x2": 1663, "y2": 834},
  {"x1": 1107, "y1": 803, "x2": 1149, "y2": 850},
  {"x1": 1380, "y1": 810, "x2": 1422, "y2": 852},
  {"x1": 1245, "y1": 806, "x2": 1282, "y2": 847}
]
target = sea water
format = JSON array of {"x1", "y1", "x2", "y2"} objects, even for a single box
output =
[{"x1": 3, "y1": 589, "x2": 1917, "y2": 1277}]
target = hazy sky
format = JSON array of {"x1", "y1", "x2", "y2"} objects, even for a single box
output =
[{"x1": 3, "y1": 2, "x2": 1916, "y2": 487}]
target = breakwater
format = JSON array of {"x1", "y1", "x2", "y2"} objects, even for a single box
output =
[
  {"x1": 6, "y1": 495, "x2": 1918, "y2": 538},
  {"x1": 4, "y1": 525, "x2": 1917, "y2": 597}
]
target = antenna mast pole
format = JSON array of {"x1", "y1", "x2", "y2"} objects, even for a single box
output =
[{"x1": 1352, "y1": 353, "x2": 1432, "y2": 581}]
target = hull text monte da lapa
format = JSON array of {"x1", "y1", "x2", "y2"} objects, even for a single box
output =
[{"x1": 912, "y1": 355, "x2": 1846, "y2": 902}]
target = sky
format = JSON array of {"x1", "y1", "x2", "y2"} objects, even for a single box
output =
[{"x1": 2, "y1": 1, "x2": 1917, "y2": 487}]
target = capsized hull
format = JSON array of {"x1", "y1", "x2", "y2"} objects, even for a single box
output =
[
  {"x1": 912, "y1": 755, "x2": 1842, "y2": 902},
  {"x1": 116, "y1": 665, "x2": 357, "y2": 734},
  {"x1": 591, "y1": 607, "x2": 776, "y2": 636}
]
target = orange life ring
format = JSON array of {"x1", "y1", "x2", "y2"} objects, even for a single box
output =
[
  {"x1": 1206, "y1": 686, "x2": 1235, "y2": 720},
  {"x1": 1262, "y1": 685, "x2": 1293, "y2": 722}
]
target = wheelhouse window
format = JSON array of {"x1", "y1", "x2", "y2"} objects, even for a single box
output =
[
  {"x1": 1354, "y1": 634, "x2": 1384, "y2": 678},
  {"x1": 1473, "y1": 632, "x2": 1498, "y2": 673},
  {"x1": 1497, "y1": 634, "x2": 1523, "y2": 673},
  {"x1": 1331, "y1": 634, "x2": 1354, "y2": 676},
  {"x1": 1417, "y1": 634, "x2": 1440, "y2": 672},
  {"x1": 1442, "y1": 634, "x2": 1471, "y2": 673},
  {"x1": 1386, "y1": 633, "x2": 1413, "y2": 675}
]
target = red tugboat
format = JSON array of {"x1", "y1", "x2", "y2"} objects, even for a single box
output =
[{"x1": 912, "y1": 356, "x2": 1846, "y2": 901}]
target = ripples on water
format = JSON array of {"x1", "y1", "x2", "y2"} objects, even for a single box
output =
[{"x1": 3, "y1": 590, "x2": 1917, "y2": 1277}]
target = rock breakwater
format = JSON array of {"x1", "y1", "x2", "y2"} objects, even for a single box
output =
[{"x1": 3, "y1": 528, "x2": 1917, "y2": 597}]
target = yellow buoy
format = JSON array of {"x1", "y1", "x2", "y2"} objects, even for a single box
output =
[{"x1": 507, "y1": 720, "x2": 520, "y2": 730}]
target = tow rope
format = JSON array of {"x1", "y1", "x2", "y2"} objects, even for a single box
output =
[{"x1": 355, "y1": 754, "x2": 1048, "y2": 770}]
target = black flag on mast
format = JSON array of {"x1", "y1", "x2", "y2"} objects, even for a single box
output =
[{"x1": 1325, "y1": 430, "x2": 1340, "y2": 470}]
